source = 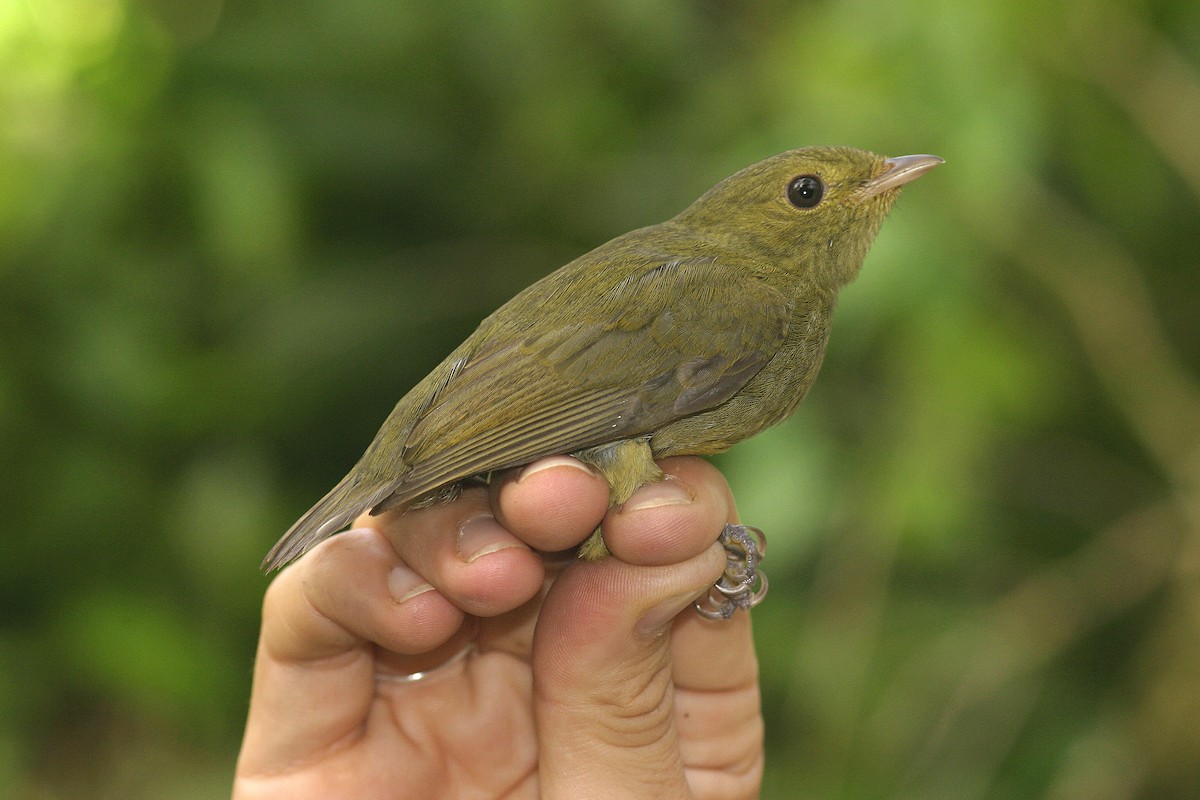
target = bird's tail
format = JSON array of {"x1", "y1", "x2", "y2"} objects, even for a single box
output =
[{"x1": 261, "y1": 472, "x2": 398, "y2": 572}]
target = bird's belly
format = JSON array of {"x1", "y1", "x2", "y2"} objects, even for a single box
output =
[{"x1": 649, "y1": 302, "x2": 832, "y2": 457}]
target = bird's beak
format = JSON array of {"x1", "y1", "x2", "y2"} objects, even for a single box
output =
[{"x1": 862, "y1": 154, "x2": 944, "y2": 197}]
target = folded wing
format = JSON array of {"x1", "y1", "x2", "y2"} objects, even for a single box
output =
[{"x1": 385, "y1": 256, "x2": 792, "y2": 504}]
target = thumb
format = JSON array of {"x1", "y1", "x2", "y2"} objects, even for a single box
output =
[{"x1": 532, "y1": 534, "x2": 725, "y2": 799}]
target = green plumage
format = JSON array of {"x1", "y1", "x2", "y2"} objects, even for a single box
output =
[{"x1": 263, "y1": 146, "x2": 941, "y2": 570}]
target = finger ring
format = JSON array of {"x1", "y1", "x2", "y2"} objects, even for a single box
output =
[
  {"x1": 694, "y1": 524, "x2": 769, "y2": 620},
  {"x1": 377, "y1": 639, "x2": 475, "y2": 683}
]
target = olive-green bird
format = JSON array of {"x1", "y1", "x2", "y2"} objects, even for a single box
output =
[{"x1": 263, "y1": 146, "x2": 941, "y2": 571}]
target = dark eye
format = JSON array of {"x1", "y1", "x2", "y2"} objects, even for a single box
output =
[{"x1": 786, "y1": 175, "x2": 824, "y2": 209}]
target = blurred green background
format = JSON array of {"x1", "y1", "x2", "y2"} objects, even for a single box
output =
[{"x1": 2, "y1": 0, "x2": 1199, "y2": 797}]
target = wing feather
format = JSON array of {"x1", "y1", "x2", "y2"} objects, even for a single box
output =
[{"x1": 381, "y1": 257, "x2": 793, "y2": 507}]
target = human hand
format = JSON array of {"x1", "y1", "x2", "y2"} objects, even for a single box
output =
[{"x1": 234, "y1": 456, "x2": 763, "y2": 799}]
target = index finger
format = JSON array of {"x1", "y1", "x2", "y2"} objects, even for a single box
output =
[{"x1": 237, "y1": 527, "x2": 464, "y2": 777}]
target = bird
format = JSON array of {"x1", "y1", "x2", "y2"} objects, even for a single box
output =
[{"x1": 263, "y1": 146, "x2": 942, "y2": 571}]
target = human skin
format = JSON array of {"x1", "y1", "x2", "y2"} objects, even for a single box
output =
[{"x1": 234, "y1": 455, "x2": 764, "y2": 799}]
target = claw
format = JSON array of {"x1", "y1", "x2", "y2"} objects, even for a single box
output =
[{"x1": 694, "y1": 524, "x2": 769, "y2": 620}]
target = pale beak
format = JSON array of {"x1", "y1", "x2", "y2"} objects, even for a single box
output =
[{"x1": 862, "y1": 154, "x2": 944, "y2": 196}]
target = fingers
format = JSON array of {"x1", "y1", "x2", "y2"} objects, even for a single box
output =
[
  {"x1": 239, "y1": 456, "x2": 630, "y2": 779},
  {"x1": 491, "y1": 455, "x2": 613, "y2": 552},
  {"x1": 368, "y1": 485, "x2": 546, "y2": 618},
  {"x1": 269, "y1": 527, "x2": 468, "y2": 659},
  {"x1": 532, "y1": 457, "x2": 762, "y2": 799},
  {"x1": 638, "y1": 463, "x2": 762, "y2": 796},
  {"x1": 363, "y1": 456, "x2": 611, "y2": 617},
  {"x1": 240, "y1": 527, "x2": 467, "y2": 776},
  {"x1": 670, "y1": 608, "x2": 764, "y2": 798},
  {"x1": 604, "y1": 456, "x2": 738, "y2": 566}
]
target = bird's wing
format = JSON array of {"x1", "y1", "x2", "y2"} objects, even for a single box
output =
[{"x1": 384, "y1": 256, "x2": 792, "y2": 505}]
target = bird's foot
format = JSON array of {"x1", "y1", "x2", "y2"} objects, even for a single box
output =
[{"x1": 694, "y1": 524, "x2": 769, "y2": 620}]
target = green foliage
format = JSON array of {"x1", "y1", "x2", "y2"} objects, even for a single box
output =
[{"x1": 2, "y1": 0, "x2": 1198, "y2": 797}]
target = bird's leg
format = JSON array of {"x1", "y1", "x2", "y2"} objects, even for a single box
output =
[
  {"x1": 573, "y1": 438, "x2": 662, "y2": 560},
  {"x1": 564, "y1": 441, "x2": 770, "y2": 617}
]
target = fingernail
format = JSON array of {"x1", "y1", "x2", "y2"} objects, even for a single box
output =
[
  {"x1": 636, "y1": 591, "x2": 699, "y2": 636},
  {"x1": 388, "y1": 564, "x2": 435, "y2": 604},
  {"x1": 517, "y1": 456, "x2": 596, "y2": 483},
  {"x1": 456, "y1": 514, "x2": 526, "y2": 563},
  {"x1": 620, "y1": 478, "x2": 694, "y2": 514}
]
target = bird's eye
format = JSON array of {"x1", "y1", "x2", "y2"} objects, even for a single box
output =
[{"x1": 786, "y1": 175, "x2": 824, "y2": 209}]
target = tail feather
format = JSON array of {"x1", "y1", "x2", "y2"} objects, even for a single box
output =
[{"x1": 262, "y1": 474, "x2": 398, "y2": 572}]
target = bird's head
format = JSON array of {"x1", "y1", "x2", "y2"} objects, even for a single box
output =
[{"x1": 674, "y1": 146, "x2": 942, "y2": 292}]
